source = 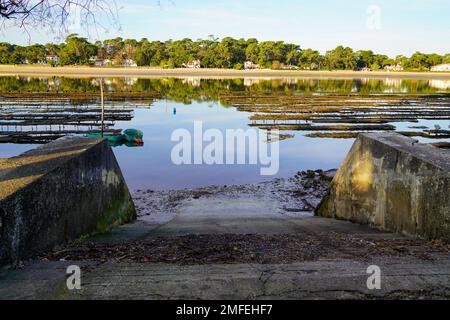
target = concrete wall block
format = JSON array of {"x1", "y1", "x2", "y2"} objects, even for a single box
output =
[
  {"x1": 317, "y1": 133, "x2": 450, "y2": 241},
  {"x1": 0, "y1": 137, "x2": 136, "y2": 265}
]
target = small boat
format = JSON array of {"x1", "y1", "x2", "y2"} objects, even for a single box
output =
[
  {"x1": 85, "y1": 129, "x2": 144, "y2": 146},
  {"x1": 123, "y1": 129, "x2": 144, "y2": 144}
]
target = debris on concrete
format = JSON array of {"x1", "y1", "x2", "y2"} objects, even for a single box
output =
[{"x1": 39, "y1": 232, "x2": 449, "y2": 266}]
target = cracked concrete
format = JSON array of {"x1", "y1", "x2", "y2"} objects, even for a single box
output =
[{"x1": 2, "y1": 257, "x2": 449, "y2": 300}]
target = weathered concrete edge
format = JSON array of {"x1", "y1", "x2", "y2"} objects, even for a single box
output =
[
  {"x1": 362, "y1": 132, "x2": 450, "y2": 171},
  {"x1": 0, "y1": 138, "x2": 102, "y2": 203}
]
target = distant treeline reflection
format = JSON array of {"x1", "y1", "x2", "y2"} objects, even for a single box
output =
[{"x1": 0, "y1": 77, "x2": 449, "y2": 104}]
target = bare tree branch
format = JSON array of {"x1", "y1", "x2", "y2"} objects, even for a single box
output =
[{"x1": 0, "y1": 0, "x2": 120, "y2": 40}]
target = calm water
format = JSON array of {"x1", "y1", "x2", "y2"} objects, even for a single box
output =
[{"x1": 1, "y1": 77, "x2": 449, "y2": 189}]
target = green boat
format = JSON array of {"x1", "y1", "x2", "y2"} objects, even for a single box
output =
[
  {"x1": 85, "y1": 129, "x2": 144, "y2": 145},
  {"x1": 123, "y1": 129, "x2": 144, "y2": 143}
]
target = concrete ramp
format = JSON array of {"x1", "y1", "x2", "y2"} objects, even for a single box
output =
[{"x1": 317, "y1": 133, "x2": 450, "y2": 241}]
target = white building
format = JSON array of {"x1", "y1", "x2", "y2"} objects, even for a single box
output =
[
  {"x1": 244, "y1": 61, "x2": 260, "y2": 70},
  {"x1": 281, "y1": 64, "x2": 297, "y2": 70},
  {"x1": 303, "y1": 63, "x2": 320, "y2": 70},
  {"x1": 123, "y1": 59, "x2": 138, "y2": 67},
  {"x1": 183, "y1": 59, "x2": 201, "y2": 69},
  {"x1": 89, "y1": 56, "x2": 103, "y2": 66},
  {"x1": 431, "y1": 64, "x2": 450, "y2": 72},
  {"x1": 45, "y1": 55, "x2": 59, "y2": 65},
  {"x1": 90, "y1": 56, "x2": 113, "y2": 67},
  {"x1": 384, "y1": 64, "x2": 404, "y2": 72}
]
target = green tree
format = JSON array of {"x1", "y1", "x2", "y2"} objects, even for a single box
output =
[
  {"x1": 0, "y1": 43, "x2": 12, "y2": 64},
  {"x1": 59, "y1": 34, "x2": 97, "y2": 65},
  {"x1": 22, "y1": 44, "x2": 46, "y2": 64},
  {"x1": 427, "y1": 53, "x2": 443, "y2": 67},
  {"x1": 215, "y1": 37, "x2": 245, "y2": 68},
  {"x1": 442, "y1": 54, "x2": 450, "y2": 64},
  {"x1": 356, "y1": 50, "x2": 375, "y2": 68},
  {"x1": 404, "y1": 52, "x2": 436, "y2": 70},
  {"x1": 284, "y1": 44, "x2": 302, "y2": 66},
  {"x1": 325, "y1": 46, "x2": 357, "y2": 70},
  {"x1": 167, "y1": 38, "x2": 196, "y2": 67},
  {"x1": 245, "y1": 39, "x2": 259, "y2": 63},
  {"x1": 299, "y1": 49, "x2": 322, "y2": 69},
  {"x1": 372, "y1": 54, "x2": 390, "y2": 69},
  {"x1": 135, "y1": 38, "x2": 151, "y2": 66},
  {"x1": 103, "y1": 37, "x2": 125, "y2": 62}
]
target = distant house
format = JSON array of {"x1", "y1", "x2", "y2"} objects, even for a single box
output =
[
  {"x1": 303, "y1": 63, "x2": 320, "y2": 70},
  {"x1": 359, "y1": 67, "x2": 372, "y2": 72},
  {"x1": 431, "y1": 64, "x2": 450, "y2": 72},
  {"x1": 244, "y1": 61, "x2": 260, "y2": 70},
  {"x1": 45, "y1": 55, "x2": 59, "y2": 65},
  {"x1": 102, "y1": 59, "x2": 113, "y2": 66},
  {"x1": 89, "y1": 56, "x2": 113, "y2": 67},
  {"x1": 89, "y1": 56, "x2": 102, "y2": 66},
  {"x1": 384, "y1": 64, "x2": 404, "y2": 72},
  {"x1": 281, "y1": 64, "x2": 297, "y2": 70},
  {"x1": 183, "y1": 59, "x2": 201, "y2": 69},
  {"x1": 123, "y1": 59, "x2": 138, "y2": 67}
]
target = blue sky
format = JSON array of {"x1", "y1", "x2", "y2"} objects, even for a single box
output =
[{"x1": 2, "y1": 0, "x2": 450, "y2": 57}]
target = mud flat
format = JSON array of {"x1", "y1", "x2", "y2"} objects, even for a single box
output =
[{"x1": 131, "y1": 169, "x2": 335, "y2": 224}]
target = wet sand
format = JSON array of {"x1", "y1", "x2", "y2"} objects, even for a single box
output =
[
  {"x1": 131, "y1": 169, "x2": 335, "y2": 225},
  {"x1": 1, "y1": 65, "x2": 450, "y2": 79}
]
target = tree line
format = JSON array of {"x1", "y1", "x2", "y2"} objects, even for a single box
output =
[{"x1": 1, "y1": 35, "x2": 449, "y2": 71}]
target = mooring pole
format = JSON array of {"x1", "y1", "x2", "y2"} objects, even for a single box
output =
[{"x1": 100, "y1": 79, "x2": 105, "y2": 137}]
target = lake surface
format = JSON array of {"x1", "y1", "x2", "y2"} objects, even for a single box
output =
[{"x1": 1, "y1": 77, "x2": 450, "y2": 189}]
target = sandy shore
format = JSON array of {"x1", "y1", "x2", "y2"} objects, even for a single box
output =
[{"x1": 1, "y1": 65, "x2": 450, "y2": 79}]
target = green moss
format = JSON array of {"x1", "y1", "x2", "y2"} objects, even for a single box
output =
[
  {"x1": 95, "y1": 193, "x2": 136, "y2": 235},
  {"x1": 315, "y1": 192, "x2": 331, "y2": 217}
]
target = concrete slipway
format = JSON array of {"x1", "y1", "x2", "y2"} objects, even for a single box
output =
[
  {"x1": 0, "y1": 135, "x2": 449, "y2": 300},
  {"x1": 1, "y1": 171, "x2": 449, "y2": 300}
]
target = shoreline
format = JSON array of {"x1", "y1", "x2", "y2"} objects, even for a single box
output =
[
  {"x1": 131, "y1": 169, "x2": 336, "y2": 225},
  {"x1": 1, "y1": 65, "x2": 450, "y2": 80}
]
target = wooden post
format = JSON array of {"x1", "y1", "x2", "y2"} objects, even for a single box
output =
[{"x1": 100, "y1": 79, "x2": 105, "y2": 137}]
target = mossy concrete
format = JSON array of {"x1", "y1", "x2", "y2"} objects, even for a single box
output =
[
  {"x1": 317, "y1": 133, "x2": 450, "y2": 241},
  {"x1": 0, "y1": 137, "x2": 136, "y2": 265}
]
